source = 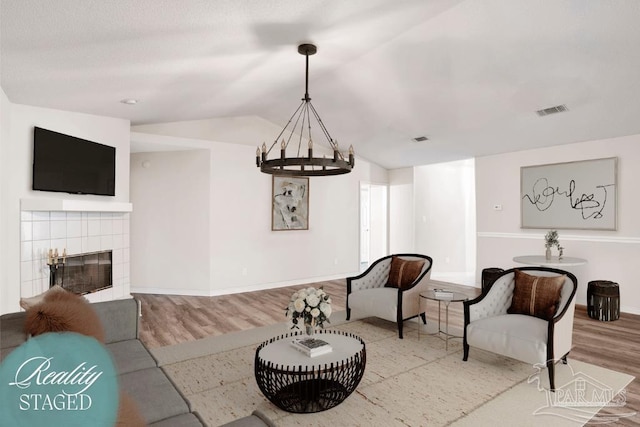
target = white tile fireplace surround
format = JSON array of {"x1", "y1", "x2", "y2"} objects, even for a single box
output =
[{"x1": 20, "y1": 210, "x2": 130, "y2": 303}]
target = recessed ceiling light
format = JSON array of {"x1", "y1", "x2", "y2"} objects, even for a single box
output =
[
  {"x1": 412, "y1": 136, "x2": 429, "y2": 142},
  {"x1": 120, "y1": 99, "x2": 138, "y2": 105}
]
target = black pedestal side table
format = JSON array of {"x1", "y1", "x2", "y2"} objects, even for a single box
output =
[
  {"x1": 254, "y1": 330, "x2": 366, "y2": 413},
  {"x1": 481, "y1": 268, "x2": 504, "y2": 294},
  {"x1": 587, "y1": 280, "x2": 620, "y2": 321}
]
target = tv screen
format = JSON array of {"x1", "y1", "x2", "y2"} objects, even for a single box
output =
[{"x1": 32, "y1": 127, "x2": 116, "y2": 196}]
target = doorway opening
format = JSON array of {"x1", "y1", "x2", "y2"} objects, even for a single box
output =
[{"x1": 360, "y1": 183, "x2": 388, "y2": 271}]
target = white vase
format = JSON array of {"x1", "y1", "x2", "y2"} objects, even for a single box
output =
[{"x1": 545, "y1": 247, "x2": 551, "y2": 260}]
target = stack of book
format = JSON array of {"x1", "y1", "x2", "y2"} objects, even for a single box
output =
[
  {"x1": 290, "y1": 337, "x2": 333, "y2": 357},
  {"x1": 433, "y1": 288, "x2": 454, "y2": 299}
]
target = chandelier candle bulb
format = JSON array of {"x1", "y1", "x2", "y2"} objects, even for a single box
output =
[
  {"x1": 349, "y1": 145, "x2": 354, "y2": 166},
  {"x1": 261, "y1": 143, "x2": 267, "y2": 163},
  {"x1": 256, "y1": 147, "x2": 260, "y2": 166},
  {"x1": 280, "y1": 140, "x2": 285, "y2": 160}
]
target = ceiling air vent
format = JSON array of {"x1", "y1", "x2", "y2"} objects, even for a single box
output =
[
  {"x1": 412, "y1": 136, "x2": 429, "y2": 142},
  {"x1": 536, "y1": 104, "x2": 568, "y2": 117}
]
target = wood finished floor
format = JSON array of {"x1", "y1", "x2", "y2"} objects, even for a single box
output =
[{"x1": 133, "y1": 279, "x2": 640, "y2": 426}]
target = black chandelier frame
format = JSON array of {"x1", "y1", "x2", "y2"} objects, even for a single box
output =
[{"x1": 256, "y1": 44, "x2": 354, "y2": 176}]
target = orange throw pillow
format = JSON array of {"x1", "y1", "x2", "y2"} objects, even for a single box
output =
[
  {"x1": 507, "y1": 270, "x2": 566, "y2": 320},
  {"x1": 386, "y1": 257, "x2": 425, "y2": 289}
]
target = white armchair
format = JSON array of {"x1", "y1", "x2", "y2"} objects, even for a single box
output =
[
  {"x1": 346, "y1": 254, "x2": 433, "y2": 338},
  {"x1": 463, "y1": 267, "x2": 578, "y2": 390}
]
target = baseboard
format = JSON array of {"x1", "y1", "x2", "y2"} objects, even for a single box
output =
[
  {"x1": 129, "y1": 287, "x2": 211, "y2": 296},
  {"x1": 429, "y1": 278, "x2": 479, "y2": 290},
  {"x1": 208, "y1": 273, "x2": 354, "y2": 297},
  {"x1": 572, "y1": 303, "x2": 640, "y2": 317},
  {"x1": 621, "y1": 306, "x2": 640, "y2": 315},
  {"x1": 129, "y1": 272, "x2": 356, "y2": 298},
  {"x1": 430, "y1": 272, "x2": 478, "y2": 287}
]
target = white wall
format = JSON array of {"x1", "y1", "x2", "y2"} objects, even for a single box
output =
[
  {"x1": 130, "y1": 150, "x2": 211, "y2": 294},
  {"x1": 129, "y1": 128, "x2": 388, "y2": 296},
  {"x1": 11, "y1": 104, "x2": 130, "y2": 203},
  {"x1": 389, "y1": 168, "x2": 414, "y2": 253},
  {"x1": 414, "y1": 159, "x2": 476, "y2": 284},
  {"x1": 0, "y1": 88, "x2": 10, "y2": 313},
  {"x1": 211, "y1": 148, "x2": 387, "y2": 293},
  {"x1": 476, "y1": 134, "x2": 640, "y2": 314},
  {"x1": 0, "y1": 102, "x2": 131, "y2": 314},
  {"x1": 133, "y1": 115, "x2": 280, "y2": 147},
  {"x1": 368, "y1": 184, "x2": 388, "y2": 262}
]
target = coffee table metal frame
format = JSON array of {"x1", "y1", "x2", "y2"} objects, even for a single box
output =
[
  {"x1": 254, "y1": 330, "x2": 366, "y2": 413},
  {"x1": 419, "y1": 290, "x2": 468, "y2": 350}
]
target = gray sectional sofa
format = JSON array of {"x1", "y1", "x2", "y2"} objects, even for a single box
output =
[{"x1": 1, "y1": 298, "x2": 275, "y2": 427}]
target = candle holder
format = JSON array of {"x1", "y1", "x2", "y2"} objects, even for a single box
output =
[
  {"x1": 48, "y1": 262, "x2": 65, "y2": 288},
  {"x1": 46, "y1": 248, "x2": 67, "y2": 288}
]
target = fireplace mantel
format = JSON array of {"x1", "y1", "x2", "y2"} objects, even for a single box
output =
[{"x1": 21, "y1": 198, "x2": 133, "y2": 213}]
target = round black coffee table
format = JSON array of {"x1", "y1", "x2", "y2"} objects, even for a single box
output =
[{"x1": 254, "y1": 330, "x2": 366, "y2": 413}]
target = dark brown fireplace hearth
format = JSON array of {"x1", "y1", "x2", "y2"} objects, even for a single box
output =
[{"x1": 52, "y1": 250, "x2": 113, "y2": 295}]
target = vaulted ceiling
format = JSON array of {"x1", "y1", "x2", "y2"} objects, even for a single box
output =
[{"x1": 2, "y1": 0, "x2": 640, "y2": 169}]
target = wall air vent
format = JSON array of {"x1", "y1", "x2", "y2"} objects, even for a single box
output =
[
  {"x1": 412, "y1": 136, "x2": 429, "y2": 142},
  {"x1": 536, "y1": 104, "x2": 568, "y2": 117}
]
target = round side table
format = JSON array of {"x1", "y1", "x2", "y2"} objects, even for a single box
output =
[
  {"x1": 419, "y1": 290, "x2": 468, "y2": 350},
  {"x1": 512, "y1": 255, "x2": 588, "y2": 267},
  {"x1": 254, "y1": 330, "x2": 366, "y2": 413}
]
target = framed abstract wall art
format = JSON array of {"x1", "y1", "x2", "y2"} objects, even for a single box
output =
[
  {"x1": 520, "y1": 157, "x2": 617, "y2": 230},
  {"x1": 272, "y1": 176, "x2": 309, "y2": 231}
]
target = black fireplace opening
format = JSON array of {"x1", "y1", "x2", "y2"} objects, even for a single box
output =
[{"x1": 54, "y1": 250, "x2": 113, "y2": 295}]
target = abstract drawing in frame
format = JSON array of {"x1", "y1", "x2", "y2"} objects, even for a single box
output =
[
  {"x1": 272, "y1": 176, "x2": 309, "y2": 231},
  {"x1": 520, "y1": 157, "x2": 617, "y2": 230}
]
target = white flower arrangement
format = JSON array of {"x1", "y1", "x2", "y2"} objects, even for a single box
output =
[
  {"x1": 285, "y1": 287, "x2": 332, "y2": 330},
  {"x1": 544, "y1": 230, "x2": 560, "y2": 249}
]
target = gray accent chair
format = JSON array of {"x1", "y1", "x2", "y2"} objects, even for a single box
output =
[
  {"x1": 463, "y1": 267, "x2": 578, "y2": 390},
  {"x1": 346, "y1": 254, "x2": 433, "y2": 338}
]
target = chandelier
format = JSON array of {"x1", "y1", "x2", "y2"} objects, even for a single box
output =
[{"x1": 256, "y1": 44, "x2": 354, "y2": 176}]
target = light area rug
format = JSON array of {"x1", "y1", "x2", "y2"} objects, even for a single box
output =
[{"x1": 153, "y1": 314, "x2": 635, "y2": 427}]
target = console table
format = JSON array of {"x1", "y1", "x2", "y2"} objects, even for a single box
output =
[{"x1": 254, "y1": 330, "x2": 366, "y2": 413}]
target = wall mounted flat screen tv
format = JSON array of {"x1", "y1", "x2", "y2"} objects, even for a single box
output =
[{"x1": 32, "y1": 127, "x2": 116, "y2": 196}]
